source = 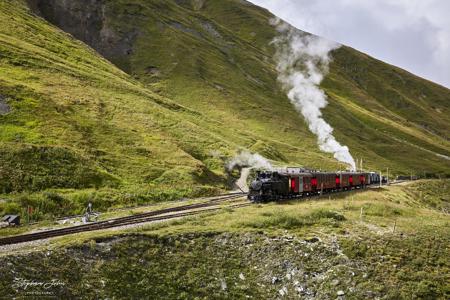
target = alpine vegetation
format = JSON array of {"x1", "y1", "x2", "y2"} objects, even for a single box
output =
[{"x1": 271, "y1": 19, "x2": 357, "y2": 171}]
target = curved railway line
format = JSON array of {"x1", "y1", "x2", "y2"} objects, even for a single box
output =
[
  {"x1": 0, "y1": 193, "x2": 249, "y2": 246},
  {"x1": 0, "y1": 183, "x2": 396, "y2": 247}
]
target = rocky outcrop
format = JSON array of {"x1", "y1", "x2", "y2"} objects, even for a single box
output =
[
  {"x1": 27, "y1": 0, "x2": 138, "y2": 72},
  {"x1": 0, "y1": 233, "x2": 368, "y2": 299},
  {"x1": 0, "y1": 95, "x2": 10, "y2": 115},
  {"x1": 1, "y1": 230, "x2": 448, "y2": 298}
]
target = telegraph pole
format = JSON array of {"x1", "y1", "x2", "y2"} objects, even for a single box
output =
[
  {"x1": 379, "y1": 171, "x2": 382, "y2": 188},
  {"x1": 386, "y1": 167, "x2": 389, "y2": 185}
]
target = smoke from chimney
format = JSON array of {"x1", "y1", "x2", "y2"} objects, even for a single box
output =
[
  {"x1": 271, "y1": 19, "x2": 356, "y2": 171},
  {"x1": 226, "y1": 150, "x2": 272, "y2": 171}
]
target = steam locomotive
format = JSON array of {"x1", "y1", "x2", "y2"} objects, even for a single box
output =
[{"x1": 248, "y1": 168, "x2": 384, "y2": 202}]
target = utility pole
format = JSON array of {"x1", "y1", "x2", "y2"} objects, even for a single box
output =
[{"x1": 379, "y1": 171, "x2": 382, "y2": 188}]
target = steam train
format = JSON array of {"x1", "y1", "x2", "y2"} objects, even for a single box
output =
[{"x1": 248, "y1": 168, "x2": 385, "y2": 202}]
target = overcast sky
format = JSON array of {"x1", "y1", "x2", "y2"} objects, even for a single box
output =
[{"x1": 250, "y1": 0, "x2": 450, "y2": 88}]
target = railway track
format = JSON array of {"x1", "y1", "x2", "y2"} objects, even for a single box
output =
[
  {"x1": 0, "y1": 193, "x2": 248, "y2": 246},
  {"x1": 0, "y1": 184, "x2": 397, "y2": 246},
  {"x1": 51, "y1": 192, "x2": 246, "y2": 222}
]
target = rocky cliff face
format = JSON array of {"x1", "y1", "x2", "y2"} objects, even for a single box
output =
[{"x1": 28, "y1": 0, "x2": 137, "y2": 72}]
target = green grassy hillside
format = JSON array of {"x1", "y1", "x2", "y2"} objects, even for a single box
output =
[
  {"x1": 0, "y1": 0, "x2": 240, "y2": 198},
  {"x1": 0, "y1": 0, "x2": 449, "y2": 217},
  {"x1": 27, "y1": 0, "x2": 449, "y2": 173}
]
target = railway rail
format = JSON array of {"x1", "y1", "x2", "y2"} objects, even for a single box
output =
[
  {"x1": 0, "y1": 183, "x2": 396, "y2": 246},
  {"x1": 0, "y1": 193, "x2": 248, "y2": 246}
]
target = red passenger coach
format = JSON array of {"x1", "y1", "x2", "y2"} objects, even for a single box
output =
[
  {"x1": 289, "y1": 177, "x2": 299, "y2": 193},
  {"x1": 359, "y1": 174, "x2": 366, "y2": 186},
  {"x1": 311, "y1": 177, "x2": 318, "y2": 191},
  {"x1": 303, "y1": 175, "x2": 312, "y2": 192},
  {"x1": 248, "y1": 169, "x2": 378, "y2": 202}
]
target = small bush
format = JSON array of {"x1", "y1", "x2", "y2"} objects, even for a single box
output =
[
  {"x1": 363, "y1": 203, "x2": 402, "y2": 217},
  {"x1": 309, "y1": 209, "x2": 346, "y2": 221},
  {"x1": 0, "y1": 201, "x2": 21, "y2": 215},
  {"x1": 414, "y1": 280, "x2": 440, "y2": 299}
]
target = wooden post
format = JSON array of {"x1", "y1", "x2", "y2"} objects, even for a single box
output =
[
  {"x1": 386, "y1": 167, "x2": 389, "y2": 185},
  {"x1": 379, "y1": 171, "x2": 382, "y2": 188}
]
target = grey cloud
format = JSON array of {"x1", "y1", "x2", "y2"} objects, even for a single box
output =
[{"x1": 250, "y1": 0, "x2": 450, "y2": 88}]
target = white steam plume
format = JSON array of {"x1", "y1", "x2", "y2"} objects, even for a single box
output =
[
  {"x1": 226, "y1": 151, "x2": 272, "y2": 171},
  {"x1": 271, "y1": 19, "x2": 356, "y2": 171}
]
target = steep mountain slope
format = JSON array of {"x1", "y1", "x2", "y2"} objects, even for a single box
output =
[
  {"x1": 0, "y1": 0, "x2": 240, "y2": 197},
  {"x1": 27, "y1": 0, "x2": 450, "y2": 174},
  {"x1": 0, "y1": 0, "x2": 449, "y2": 209}
]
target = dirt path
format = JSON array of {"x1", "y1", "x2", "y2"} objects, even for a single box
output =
[{"x1": 235, "y1": 167, "x2": 251, "y2": 192}]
